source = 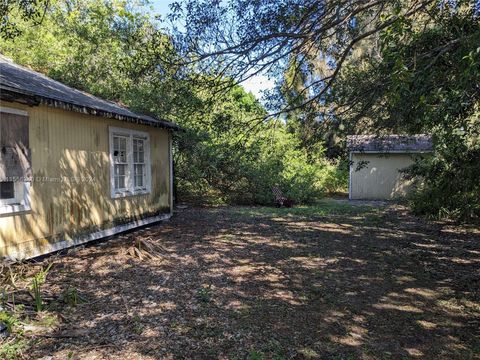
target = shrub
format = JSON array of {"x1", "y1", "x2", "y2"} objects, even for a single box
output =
[
  {"x1": 175, "y1": 124, "x2": 348, "y2": 205},
  {"x1": 407, "y1": 132, "x2": 480, "y2": 222}
]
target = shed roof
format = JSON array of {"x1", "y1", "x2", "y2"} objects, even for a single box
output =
[
  {"x1": 347, "y1": 134, "x2": 433, "y2": 153},
  {"x1": 0, "y1": 55, "x2": 180, "y2": 130}
]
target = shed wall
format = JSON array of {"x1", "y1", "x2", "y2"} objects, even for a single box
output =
[
  {"x1": 0, "y1": 100, "x2": 171, "y2": 258},
  {"x1": 350, "y1": 153, "x2": 415, "y2": 200}
]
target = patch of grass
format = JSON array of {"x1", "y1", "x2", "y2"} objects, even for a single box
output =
[
  {"x1": 61, "y1": 287, "x2": 86, "y2": 307},
  {"x1": 232, "y1": 199, "x2": 382, "y2": 219},
  {"x1": 298, "y1": 347, "x2": 319, "y2": 359},
  {"x1": 362, "y1": 213, "x2": 385, "y2": 226},
  {"x1": 131, "y1": 315, "x2": 145, "y2": 335},
  {"x1": 245, "y1": 340, "x2": 285, "y2": 360},
  {"x1": 29, "y1": 264, "x2": 53, "y2": 312},
  {"x1": 247, "y1": 346, "x2": 285, "y2": 360},
  {"x1": 248, "y1": 349, "x2": 265, "y2": 360},
  {"x1": 36, "y1": 312, "x2": 59, "y2": 328},
  {"x1": 0, "y1": 311, "x2": 18, "y2": 333},
  {"x1": 0, "y1": 338, "x2": 31, "y2": 359},
  {"x1": 196, "y1": 285, "x2": 213, "y2": 304}
]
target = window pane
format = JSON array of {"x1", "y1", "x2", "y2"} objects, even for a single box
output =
[
  {"x1": 115, "y1": 164, "x2": 126, "y2": 176},
  {"x1": 135, "y1": 175, "x2": 143, "y2": 187},
  {"x1": 133, "y1": 138, "x2": 145, "y2": 164},
  {"x1": 119, "y1": 137, "x2": 127, "y2": 151},
  {"x1": 120, "y1": 150, "x2": 127, "y2": 163},
  {"x1": 114, "y1": 164, "x2": 126, "y2": 190},
  {"x1": 116, "y1": 176, "x2": 125, "y2": 189},
  {"x1": 134, "y1": 164, "x2": 142, "y2": 176},
  {"x1": 0, "y1": 182, "x2": 15, "y2": 199},
  {"x1": 113, "y1": 136, "x2": 128, "y2": 163},
  {"x1": 134, "y1": 164, "x2": 144, "y2": 187}
]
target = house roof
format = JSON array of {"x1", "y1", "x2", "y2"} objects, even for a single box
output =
[
  {"x1": 347, "y1": 134, "x2": 433, "y2": 153},
  {"x1": 0, "y1": 55, "x2": 180, "y2": 130}
]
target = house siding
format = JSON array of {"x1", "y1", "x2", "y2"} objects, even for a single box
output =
[
  {"x1": 350, "y1": 153, "x2": 415, "y2": 200},
  {"x1": 0, "y1": 100, "x2": 171, "y2": 258}
]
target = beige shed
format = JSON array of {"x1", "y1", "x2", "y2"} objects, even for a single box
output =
[{"x1": 347, "y1": 135, "x2": 433, "y2": 200}]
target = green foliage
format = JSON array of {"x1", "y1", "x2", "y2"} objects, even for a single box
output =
[
  {"x1": 408, "y1": 123, "x2": 480, "y2": 220},
  {"x1": 248, "y1": 349, "x2": 265, "y2": 360},
  {"x1": 232, "y1": 198, "x2": 380, "y2": 219},
  {"x1": 29, "y1": 264, "x2": 52, "y2": 312},
  {"x1": 0, "y1": 0, "x2": 194, "y2": 120},
  {"x1": 0, "y1": 338, "x2": 30, "y2": 359},
  {"x1": 61, "y1": 286, "x2": 86, "y2": 307},
  {"x1": 131, "y1": 315, "x2": 145, "y2": 334},
  {"x1": 335, "y1": 4, "x2": 480, "y2": 221},
  {"x1": 0, "y1": 0, "x2": 50, "y2": 39},
  {"x1": 0, "y1": 311, "x2": 30, "y2": 359},
  {"x1": 175, "y1": 103, "x2": 348, "y2": 205},
  {"x1": 1, "y1": 0, "x2": 347, "y2": 207},
  {"x1": 62, "y1": 287, "x2": 78, "y2": 307},
  {"x1": 31, "y1": 277, "x2": 42, "y2": 312},
  {"x1": 196, "y1": 285, "x2": 213, "y2": 304},
  {"x1": 0, "y1": 310, "x2": 18, "y2": 333}
]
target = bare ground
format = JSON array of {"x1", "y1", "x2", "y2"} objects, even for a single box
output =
[{"x1": 2, "y1": 202, "x2": 480, "y2": 359}]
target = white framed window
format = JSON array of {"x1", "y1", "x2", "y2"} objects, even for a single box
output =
[{"x1": 109, "y1": 127, "x2": 151, "y2": 198}]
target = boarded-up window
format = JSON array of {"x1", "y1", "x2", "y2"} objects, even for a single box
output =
[{"x1": 0, "y1": 110, "x2": 32, "y2": 181}]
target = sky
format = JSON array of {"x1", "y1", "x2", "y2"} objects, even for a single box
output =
[{"x1": 151, "y1": 0, "x2": 275, "y2": 100}]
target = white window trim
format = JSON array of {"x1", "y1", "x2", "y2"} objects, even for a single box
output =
[
  {"x1": 109, "y1": 126, "x2": 151, "y2": 199},
  {"x1": 0, "y1": 182, "x2": 31, "y2": 215},
  {"x1": 0, "y1": 106, "x2": 31, "y2": 215}
]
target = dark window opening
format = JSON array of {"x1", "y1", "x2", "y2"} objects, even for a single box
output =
[{"x1": 0, "y1": 181, "x2": 15, "y2": 200}]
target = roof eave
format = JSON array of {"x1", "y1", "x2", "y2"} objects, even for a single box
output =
[{"x1": 0, "y1": 85, "x2": 181, "y2": 131}]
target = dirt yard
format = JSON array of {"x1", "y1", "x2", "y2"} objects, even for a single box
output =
[{"x1": 1, "y1": 201, "x2": 480, "y2": 359}]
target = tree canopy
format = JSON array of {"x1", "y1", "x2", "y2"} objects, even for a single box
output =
[
  {"x1": 166, "y1": 0, "x2": 480, "y2": 219},
  {"x1": 1, "y1": 0, "x2": 479, "y2": 219},
  {"x1": 0, "y1": 0, "x2": 347, "y2": 205}
]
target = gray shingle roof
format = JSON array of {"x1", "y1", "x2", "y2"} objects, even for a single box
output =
[
  {"x1": 347, "y1": 134, "x2": 433, "y2": 153},
  {"x1": 0, "y1": 56, "x2": 180, "y2": 130}
]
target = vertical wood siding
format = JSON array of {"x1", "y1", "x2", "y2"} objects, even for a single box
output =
[{"x1": 0, "y1": 100, "x2": 171, "y2": 258}]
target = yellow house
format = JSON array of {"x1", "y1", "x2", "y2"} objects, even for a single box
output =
[
  {"x1": 0, "y1": 56, "x2": 179, "y2": 259},
  {"x1": 347, "y1": 135, "x2": 433, "y2": 200}
]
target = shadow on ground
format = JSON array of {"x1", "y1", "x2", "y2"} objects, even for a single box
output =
[{"x1": 18, "y1": 203, "x2": 480, "y2": 359}]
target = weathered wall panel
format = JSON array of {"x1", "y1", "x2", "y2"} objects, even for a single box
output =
[
  {"x1": 0, "y1": 100, "x2": 171, "y2": 258},
  {"x1": 350, "y1": 153, "x2": 415, "y2": 200}
]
